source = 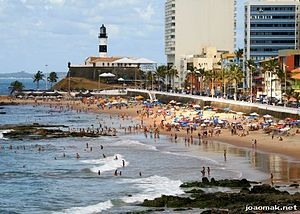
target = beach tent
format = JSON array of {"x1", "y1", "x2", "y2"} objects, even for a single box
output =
[{"x1": 263, "y1": 114, "x2": 272, "y2": 118}]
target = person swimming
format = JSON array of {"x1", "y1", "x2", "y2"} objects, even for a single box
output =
[
  {"x1": 76, "y1": 153, "x2": 80, "y2": 159},
  {"x1": 114, "y1": 169, "x2": 118, "y2": 176},
  {"x1": 114, "y1": 155, "x2": 118, "y2": 160},
  {"x1": 103, "y1": 154, "x2": 106, "y2": 158},
  {"x1": 122, "y1": 160, "x2": 125, "y2": 167},
  {"x1": 100, "y1": 145, "x2": 103, "y2": 150},
  {"x1": 98, "y1": 170, "x2": 101, "y2": 175},
  {"x1": 139, "y1": 171, "x2": 142, "y2": 177}
]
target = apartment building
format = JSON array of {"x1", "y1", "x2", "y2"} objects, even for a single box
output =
[{"x1": 165, "y1": 0, "x2": 235, "y2": 89}]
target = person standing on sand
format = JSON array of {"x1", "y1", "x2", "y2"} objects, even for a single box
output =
[
  {"x1": 207, "y1": 167, "x2": 210, "y2": 176},
  {"x1": 270, "y1": 173, "x2": 274, "y2": 186}
]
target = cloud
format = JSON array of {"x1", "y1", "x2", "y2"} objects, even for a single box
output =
[
  {"x1": 48, "y1": 0, "x2": 65, "y2": 6},
  {"x1": 134, "y1": 3, "x2": 154, "y2": 21}
]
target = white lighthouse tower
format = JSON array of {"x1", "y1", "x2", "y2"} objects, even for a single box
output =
[{"x1": 98, "y1": 24, "x2": 108, "y2": 57}]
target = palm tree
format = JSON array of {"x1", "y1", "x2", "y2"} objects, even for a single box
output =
[
  {"x1": 228, "y1": 64, "x2": 244, "y2": 100},
  {"x1": 8, "y1": 81, "x2": 24, "y2": 94},
  {"x1": 196, "y1": 67, "x2": 206, "y2": 94},
  {"x1": 145, "y1": 71, "x2": 154, "y2": 89},
  {"x1": 246, "y1": 59, "x2": 256, "y2": 101},
  {"x1": 167, "y1": 67, "x2": 178, "y2": 91},
  {"x1": 234, "y1": 48, "x2": 243, "y2": 68},
  {"x1": 47, "y1": 71, "x2": 58, "y2": 88},
  {"x1": 219, "y1": 68, "x2": 230, "y2": 97},
  {"x1": 155, "y1": 65, "x2": 167, "y2": 91},
  {"x1": 33, "y1": 70, "x2": 44, "y2": 90},
  {"x1": 204, "y1": 69, "x2": 219, "y2": 97}
]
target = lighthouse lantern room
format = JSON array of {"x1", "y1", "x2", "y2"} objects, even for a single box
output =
[{"x1": 98, "y1": 24, "x2": 108, "y2": 57}]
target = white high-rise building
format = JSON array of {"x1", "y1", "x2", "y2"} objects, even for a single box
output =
[{"x1": 165, "y1": 0, "x2": 236, "y2": 89}]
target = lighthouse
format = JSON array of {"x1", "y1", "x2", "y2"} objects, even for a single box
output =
[{"x1": 98, "y1": 24, "x2": 108, "y2": 57}]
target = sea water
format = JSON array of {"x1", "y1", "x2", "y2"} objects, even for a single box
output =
[{"x1": 0, "y1": 105, "x2": 298, "y2": 213}]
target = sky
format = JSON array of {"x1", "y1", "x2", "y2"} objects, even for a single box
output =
[{"x1": 0, "y1": 0, "x2": 245, "y2": 74}]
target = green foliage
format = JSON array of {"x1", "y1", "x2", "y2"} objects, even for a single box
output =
[
  {"x1": 9, "y1": 80, "x2": 24, "y2": 94},
  {"x1": 47, "y1": 71, "x2": 58, "y2": 88},
  {"x1": 33, "y1": 70, "x2": 44, "y2": 90}
]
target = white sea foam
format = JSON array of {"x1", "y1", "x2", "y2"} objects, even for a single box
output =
[
  {"x1": 162, "y1": 151, "x2": 220, "y2": 165},
  {"x1": 111, "y1": 140, "x2": 157, "y2": 151},
  {"x1": 53, "y1": 200, "x2": 113, "y2": 214},
  {"x1": 81, "y1": 154, "x2": 129, "y2": 173},
  {"x1": 119, "y1": 175, "x2": 184, "y2": 203},
  {"x1": 0, "y1": 129, "x2": 12, "y2": 140}
]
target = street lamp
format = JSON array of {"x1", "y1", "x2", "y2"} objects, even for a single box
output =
[
  {"x1": 249, "y1": 64, "x2": 255, "y2": 103},
  {"x1": 283, "y1": 64, "x2": 289, "y2": 106},
  {"x1": 45, "y1": 64, "x2": 48, "y2": 90}
]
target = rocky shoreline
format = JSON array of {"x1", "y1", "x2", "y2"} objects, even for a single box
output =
[
  {"x1": 1, "y1": 123, "x2": 117, "y2": 140},
  {"x1": 137, "y1": 178, "x2": 300, "y2": 214}
]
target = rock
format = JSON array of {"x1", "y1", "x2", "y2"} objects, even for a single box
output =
[
  {"x1": 289, "y1": 183, "x2": 299, "y2": 188},
  {"x1": 250, "y1": 184, "x2": 288, "y2": 195},
  {"x1": 185, "y1": 189, "x2": 205, "y2": 194},
  {"x1": 240, "y1": 187, "x2": 250, "y2": 194},
  {"x1": 1, "y1": 123, "x2": 115, "y2": 140},
  {"x1": 202, "y1": 177, "x2": 210, "y2": 184},
  {"x1": 142, "y1": 195, "x2": 194, "y2": 207}
]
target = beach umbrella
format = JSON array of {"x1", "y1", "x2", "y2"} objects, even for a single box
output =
[
  {"x1": 250, "y1": 112, "x2": 259, "y2": 116},
  {"x1": 200, "y1": 124, "x2": 207, "y2": 127},
  {"x1": 203, "y1": 119, "x2": 210, "y2": 123},
  {"x1": 135, "y1": 95, "x2": 144, "y2": 100},
  {"x1": 263, "y1": 114, "x2": 272, "y2": 118},
  {"x1": 100, "y1": 72, "x2": 115, "y2": 77},
  {"x1": 193, "y1": 104, "x2": 201, "y2": 108},
  {"x1": 236, "y1": 112, "x2": 245, "y2": 115},
  {"x1": 117, "y1": 78, "x2": 124, "y2": 81}
]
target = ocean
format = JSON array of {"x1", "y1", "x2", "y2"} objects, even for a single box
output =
[
  {"x1": 0, "y1": 104, "x2": 299, "y2": 213},
  {"x1": 0, "y1": 77, "x2": 65, "y2": 95}
]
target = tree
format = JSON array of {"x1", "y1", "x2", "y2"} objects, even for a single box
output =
[
  {"x1": 246, "y1": 59, "x2": 256, "y2": 100},
  {"x1": 196, "y1": 67, "x2": 206, "y2": 93},
  {"x1": 33, "y1": 70, "x2": 44, "y2": 90},
  {"x1": 228, "y1": 64, "x2": 244, "y2": 100},
  {"x1": 234, "y1": 48, "x2": 243, "y2": 68},
  {"x1": 219, "y1": 68, "x2": 230, "y2": 97},
  {"x1": 47, "y1": 71, "x2": 58, "y2": 88},
  {"x1": 155, "y1": 65, "x2": 167, "y2": 91},
  {"x1": 8, "y1": 81, "x2": 24, "y2": 94},
  {"x1": 167, "y1": 67, "x2": 178, "y2": 91},
  {"x1": 204, "y1": 69, "x2": 220, "y2": 97}
]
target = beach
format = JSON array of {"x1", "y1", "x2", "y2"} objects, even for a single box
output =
[
  {"x1": 2, "y1": 96, "x2": 300, "y2": 162},
  {"x1": 1, "y1": 95, "x2": 300, "y2": 213}
]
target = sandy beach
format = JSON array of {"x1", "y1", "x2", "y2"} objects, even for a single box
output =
[
  {"x1": 2, "y1": 96, "x2": 299, "y2": 159},
  {"x1": 1, "y1": 95, "x2": 300, "y2": 183}
]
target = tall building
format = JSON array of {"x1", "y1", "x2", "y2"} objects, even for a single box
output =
[
  {"x1": 244, "y1": 0, "x2": 300, "y2": 87},
  {"x1": 245, "y1": 0, "x2": 300, "y2": 62},
  {"x1": 165, "y1": 0, "x2": 235, "y2": 89}
]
